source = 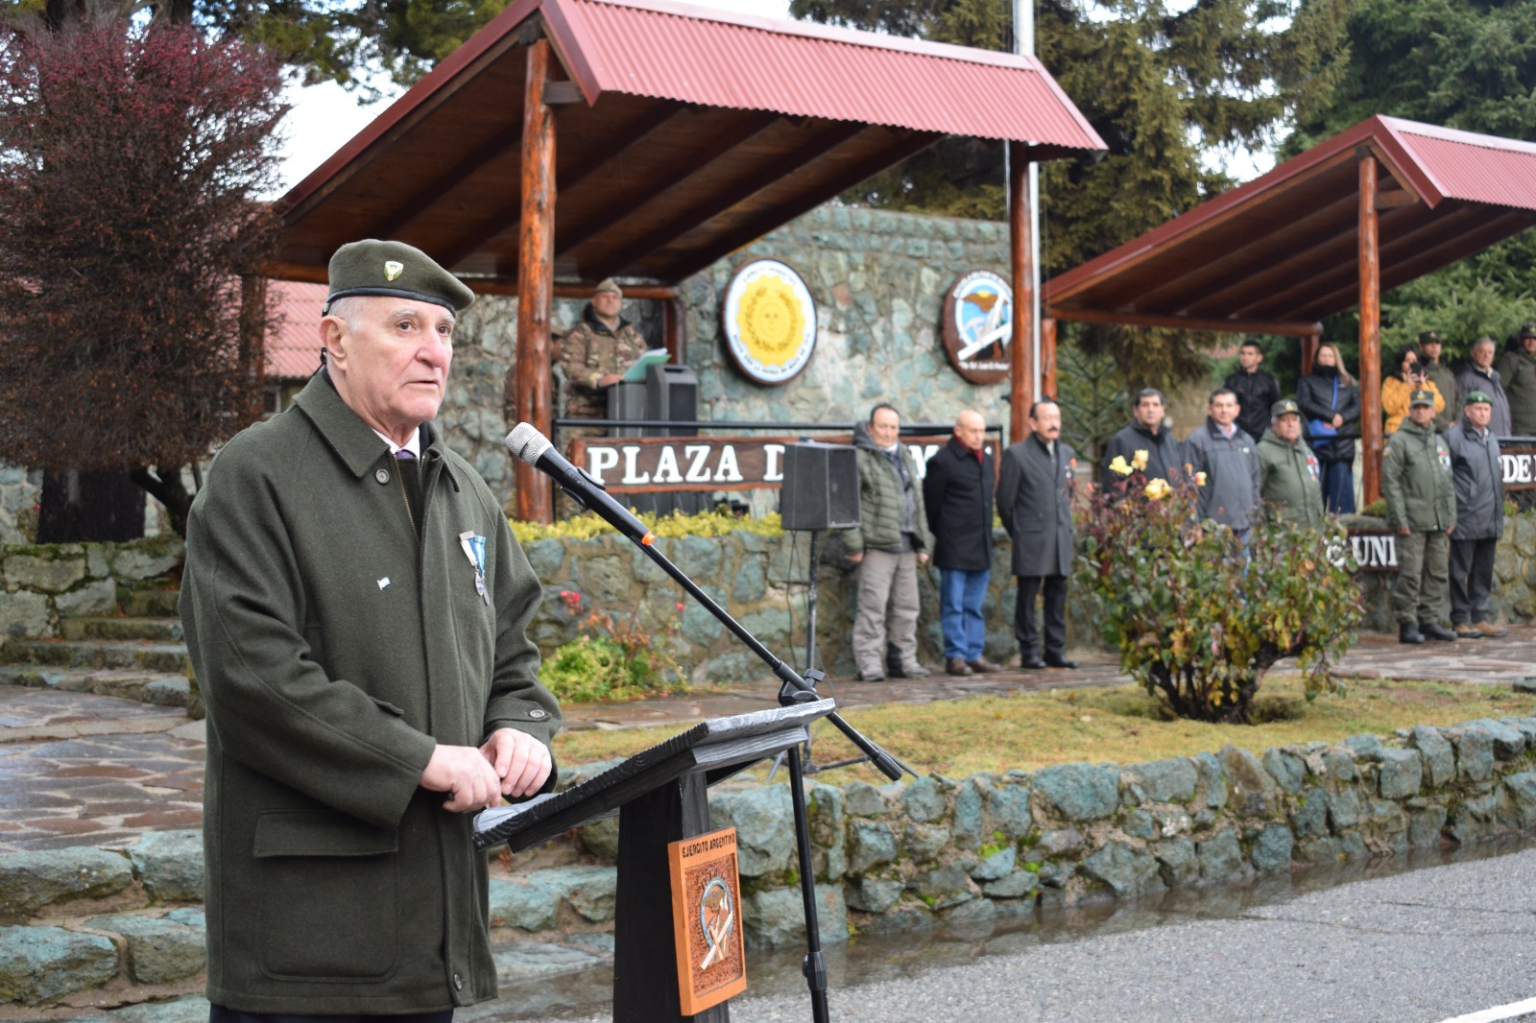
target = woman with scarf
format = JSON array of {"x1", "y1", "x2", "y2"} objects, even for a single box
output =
[{"x1": 1297, "y1": 343, "x2": 1362, "y2": 514}]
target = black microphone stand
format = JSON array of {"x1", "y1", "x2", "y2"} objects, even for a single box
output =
[{"x1": 552, "y1": 475, "x2": 914, "y2": 1023}]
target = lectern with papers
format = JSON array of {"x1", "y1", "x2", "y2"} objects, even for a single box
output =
[{"x1": 474, "y1": 700, "x2": 837, "y2": 1023}]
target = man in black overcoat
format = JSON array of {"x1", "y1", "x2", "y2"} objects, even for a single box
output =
[
  {"x1": 923, "y1": 409, "x2": 1002, "y2": 676},
  {"x1": 998, "y1": 400, "x2": 1079, "y2": 669}
]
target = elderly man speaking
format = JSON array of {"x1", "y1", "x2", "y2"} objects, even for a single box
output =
[{"x1": 181, "y1": 240, "x2": 561, "y2": 1023}]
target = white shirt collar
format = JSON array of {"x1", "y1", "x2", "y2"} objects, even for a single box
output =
[{"x1": 372, "y1": 428, "x2": 421, "y2": 458}]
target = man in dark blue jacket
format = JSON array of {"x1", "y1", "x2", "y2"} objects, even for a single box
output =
[
  {"x1": 924, "y1": 410, "x2": 1001, "y2": 676},
  {"x1": 1103, "y1": 388, "x2": 1184, "y2": 489},
  {"x1": 1445, "y1": 391, "x2": 1507, "y2": 639}
]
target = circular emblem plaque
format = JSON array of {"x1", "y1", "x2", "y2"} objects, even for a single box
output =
[
  {"x1": 942, "y1": 270, "x2": 1014, "y2": 384},
  {"x1": 722, "y1": 259, "x2": 817, "y2": 386}
]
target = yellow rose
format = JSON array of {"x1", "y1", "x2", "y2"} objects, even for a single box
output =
[
  {"x1": 1110, "y1": 455, "x2": 1132, "y2": 476},
  {"x1": 1144, "y1": 478, "x2": 1172, "y2": 500},
  {"x1": 1131, "y1": 449, "x2": 1149, "y2": 471},
  {"x1": 1195, "y1": 471, "x2": 1208, "y2": 487}
]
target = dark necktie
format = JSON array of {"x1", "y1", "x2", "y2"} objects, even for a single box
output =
[{"x1": 395, "y1": 449, "x2": 424, "y2": 537}]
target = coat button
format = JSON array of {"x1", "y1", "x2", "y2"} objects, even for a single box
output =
[
  {"x1": 375, "y1": 468, "x2": 391, "y2": 485},
  {"x1": 529, "y1": 709, "x2": 546, "y2": 719},
  {"x1": 453, "y1": 972, "x2": 463, "y2": 991}
]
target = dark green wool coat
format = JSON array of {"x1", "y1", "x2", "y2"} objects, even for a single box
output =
[
  {"x1": 180, "y1": 373, "x2": 561, "y2": 1015},
  {"x1": 1381, "y1": 418, "x2": 1456, "y2": 533},
  {"x1": 1256, "y1": 429, "x2": 1324, "y2": 528},
  {"x1": 841, "y1": 421, "x2": 934, "y2": 557}
]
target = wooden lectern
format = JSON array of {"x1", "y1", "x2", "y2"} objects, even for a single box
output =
[{"x1": 474, "y1": 700, "x2": 837, "y2": 1022}]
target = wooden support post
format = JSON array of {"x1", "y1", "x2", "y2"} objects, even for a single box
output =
[
  {"x1": 510, "y1": 39, "x2": 557, "y2": 523},
  {"x1": 662, "y1": 296, "x2": 683, "y2": 365},
  {"x1": 1041, "y1": 317, "x2": 1058, "y2": 401},
  {"x1": 1301, "y1": 333, "x2": 1319, "y2": 377},
  {"x1": 1358, "y1": 152, "x2": 1383, "y2": 506},
  {"x1": 1008, "y1": 141, "x2": 1035, "y2": 446}
]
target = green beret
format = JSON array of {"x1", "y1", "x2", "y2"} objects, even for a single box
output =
[
  {"x1": 1271, "y1": 398, "x2": 1300, "y2": 418},
  {"x1": 1464, "y1": 390, "x2": 1493, "y2": 406},
  {"x1": 595, "y1": 278, "x2": 623, "y2": 296},
  {"x1": 325, "y1": 239, "x2": 475, "y2": 314},
  {"x1": 1418, "y1": 330, "x2": 1442, "y2": 345},
  {"x1": 1409, "y1": 388, "x2": 1436, "y2": 408}
]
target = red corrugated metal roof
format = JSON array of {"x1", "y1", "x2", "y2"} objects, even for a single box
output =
[
  {"x1": 266, "y1": 281, "x2": 325, "y2": 381},
  {"x1": 543, "y1": 0, "x2": 1102, "y2": 145},
  {"x1": 1378, "y1": 118, "x2": 1536, "y2": 211}
]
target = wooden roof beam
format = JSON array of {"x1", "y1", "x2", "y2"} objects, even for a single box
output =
[
  {"x1": 1047, "y1": 306, "x2": 1322, "y2": 337},
  {"x1": 583, "y1": 121, "x2": 871, "y2": 282},
  {"x1": 366, "y1": 126, "x2": 522, "y2": 240}
]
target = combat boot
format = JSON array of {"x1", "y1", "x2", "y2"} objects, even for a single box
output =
[
  {"x1": 1420, "y1": 622, "x2": 1458, "y2": 642},
  {"x1": 1398, "y1": 623, "x2": 1425, "y2": 645}
]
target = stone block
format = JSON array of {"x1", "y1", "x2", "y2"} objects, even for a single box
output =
[
  {"x1": 143, "y1": 677, "x2": 192, "y2": 708},
  {"x1": 537, "y1": 865, "x2": 616, "y2": 924},
  {"x1": 1151, "y1": 808, "x2": 1193, "y2": 838},
  {"x1": 902, "y1": 822, "x2": 950, "y2": 863},
  {"x1": 84, "y1": 913, "x2": 205, "y2": 984},
  {"x1": 808, "y1": 784, "x2": 846, "y2": 882},
  {"x1": 0, "y1": 589, "x2": 50, "y2": 639},
  {"x1": 110, "y1": 995, "x2": 211, "y2": 1023},
  {"x1": 1408, "y1": 806, "x2": 1448, "y2": 848},
  {"x1": 1500, "y1": 772, "x2": 1536, "y2": 830},
  {"x1": 982, "y1": 869, "x2": 1037, "y2": 899},
  {"x1": 743, "y1": 884, "x2": 846, "y2": 949},
  {"x1": 573, "y1": 555, "x2": 629, "y2": 604},
  {"x1": 902, "y1": 777, "x2": 947, "y2": 823},
  {"x1": 1328, "y1": 788, "x2": 1361, "y2": 832},
  {"x1": 0, "y1": 848, "x2": 132, "y2": 919},
  {"x1": 1154, "y1": 838, "x2": 1199, "y2": 887},
  {"x1": 0, "y1": 925, "x2": 117, "y2": 1005},
  {"x1": 1261, "y1": 749, "x2": 1305, "y2": 793},
  {"x1": 1377, "y1": 749, "x2": 1424, "y2": 800},
  {"x1": 487, "y1": 877, "x2": 561, "y2": 931},
  {"x1": 523, "y1": 538, "x2": 566, "y2": 579},
  {"x1": 986, "y1": 783, "x2": 1033, "y2": 837},
  {"x1": 679, "y1": 604, "x2": 724, "y2": 647},
  {"x1": 1250, "y1": 825, "x2": 1294, "y2": 873},
  {"x1": 846, "y1": 820, "x2": 897, "y2": 875},
  {"x1": 492, "y1": 943, "x2": 602, "y2": 984},
  {"x1": 1451, "y1": 728, "x2": 1495, "y2": 782},
  {"x1": 1032, "y1": 828, "x2": 1083, "y2": 857},
  {"x1": 842, "y1": 781, "x2": 888, "y2": 817},
  {"x1": 1294, "y1": 836, "x2": 1341, "y2": 865},
  {"x1": 731, "y1": 558, "x2": 767, "y2": 603},
  {"x1": 711, "y1": 787, "x2": 794, "y2": 878},
  {"x1": 111, "y1": 540, "x2": 184, "y2": 582},
  {"x1": 738, "y1": 607, "x2": 790, "y2": 644},
  {"x1": 5, "y1": 553, "x2": 86, "y2": 593},
  {"x1": 970, "y1": 846, "x2": 1016, "y2": 882},
  {"x1": 1338, "y1": 832, "x2": 1368, "y2": 860},
  {"x1": 859, "y1": 902, "x2": 935, "y2": 936},
  {"x1": 1462, "y1": 718, "x2": 1527, "y2": 759},
  {"x1": 129, "y1": 830, "x2": 203, "y2": 903},
  {"x1": 1197, "y1": 830, "x2": 1243, "y2": 880},
  {"x1": 1031, "y1": 762, "x2": 1119, "y2": 821},
  {"x1": 670, "y1": 536, "x2": 722, "y2": 579},
  {"x1": 1125, "y1": 758, "x2": 1198, "y2": 803},
  {"x1": 1217, "y1": 746, "x2": 1277, "y2": 817},
  {"x1": 845, "y1": 876, "x2": 904, "y2": 913},
  {"x1": 1122, "y1": 809, "x2": 1155, "y2": 840},
  {"x1": 1323, "y1": 747, "x2": 1357, "y2": 782},
  {"x1": 952, "y1": 778, "x2": 984, "y2": 843},
  {"x1": 1194, "y1": 752, "x2": 1227, "y2": 809},
  {"x1": 1410, "y1": 726, "x2": 1456, "y2": 788},
  {"x1": 1344, "y1": 734, "x2": 1383, "y2": 760},
  {"x1": 914, "y1": 864, "x2": 970, "y2": 900},
  {"x1": 54, "y1": 580, "x2": 119, "y2": 618},
  {"x1": 1290, "y1": 787, "x2": 1328, "y2": 839},
  {"x1": 1082, "y1": 841, "x2": 1164, "y2": 897}
]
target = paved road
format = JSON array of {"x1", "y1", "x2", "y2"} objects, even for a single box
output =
[{"x1": 541, "y1": 840, "x2": 1536, "y2": 1023}]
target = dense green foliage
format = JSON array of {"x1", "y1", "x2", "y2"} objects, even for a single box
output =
[
  {"x1": 1077, "y1": 464, "x2": 1362, "y2": 723},
  {"x1": 538, "y1": 589, "x2": 687, "y2": 702}
]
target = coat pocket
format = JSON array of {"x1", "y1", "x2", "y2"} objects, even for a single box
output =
[{"x1": 254, "y1": 809, "x2": 400, "y2": 981}]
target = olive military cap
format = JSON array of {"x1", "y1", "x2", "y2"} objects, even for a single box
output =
[
  {"x1": 1409, "y1": 388, "x2": 1436, "y2": 408},
  {"x1": 595, "y1": 278, "x2": 623, "y2": 296},
  {"x1": 1464, "y1": 390, "x2": 1493, "y2": 406},
  {"x1": 1271, "y1": 398, "x2": 1300, "y2": 418},
  {"x1": 325, "y1": 239, "x2": 475, "y2": 314},
  {"x1": 1418, "y1": 330, "x2": 1442, "y2": 345},
  {"x1": 1520, "y1": 323, "x2": 1536, "y2": 340}
]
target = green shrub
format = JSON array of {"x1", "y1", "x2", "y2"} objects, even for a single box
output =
[
  {"x1": 537, "y1": 589, "x2": 687, "y2": 702},
  {"x1": 510, "y1": 509, "x2": 782, "y2": 544},
  {"x1": 1077, "y1": 465, "x2": 1363, "y2": 723}
]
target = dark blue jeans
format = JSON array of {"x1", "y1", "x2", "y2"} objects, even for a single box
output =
[
  {"x1": 938, "y1": 567, "x2": 989, "y2": 661},
  {"x1": 1320, "y1": 458, "x2": 1355, "y2": 514}
]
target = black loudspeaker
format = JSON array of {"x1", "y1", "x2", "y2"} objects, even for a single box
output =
[{"x1": 781, "y1": 442, "x2": 860, "y2": 531}]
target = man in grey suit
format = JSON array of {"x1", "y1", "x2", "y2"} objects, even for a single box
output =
[{"x1": 998, "y1": 400, "x2": 1078, "y2": 669}]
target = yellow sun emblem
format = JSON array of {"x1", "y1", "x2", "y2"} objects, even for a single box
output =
[{"x1": 735, "y1": 276, "x2": 805, "y2": 368}]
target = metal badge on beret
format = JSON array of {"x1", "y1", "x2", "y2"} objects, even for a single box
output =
[
  {"x1": 1418, "y1": 330, "x2": 1442, "y2": 345},
  {"x1": 324, "y1": 239, "x2": 475, "y2": 314},
  {"x1": 1464, "y1": 390, "x2": 1493, "y2": 406},
  {"x1": 1271, "y1": 398, "x2": 1299, "y2": 417}
]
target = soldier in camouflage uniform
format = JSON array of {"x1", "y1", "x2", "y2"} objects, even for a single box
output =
[
  {"x1": 556, "y1": 278, "x2": 650, "y2": 425},
  {"x1": 1382, "y1": 389, "x2": 1458, "y2": 645}
]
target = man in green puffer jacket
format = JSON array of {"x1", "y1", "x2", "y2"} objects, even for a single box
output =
[
  {"x1": 1382, "y1": 389, "x2": 1458, "y2": 645},
  {"x1": 842, "y1": 403, "x2": 935, "y2": 682},
  {"x1": 1257, "y1": 399, "x2": 1324, "y2": 527}
]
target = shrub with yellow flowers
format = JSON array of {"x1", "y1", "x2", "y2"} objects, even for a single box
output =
[{"x1": 1076, "y1": 452, "x2": 1363, "y2": 723}]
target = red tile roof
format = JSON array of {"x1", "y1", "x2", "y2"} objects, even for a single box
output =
[{"x1": 266, "y1": 281, "x2": 325, "y2": 381}]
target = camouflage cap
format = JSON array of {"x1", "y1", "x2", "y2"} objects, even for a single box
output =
[
  {"x1": 595, "y1": 278, "x2": 623, "y2": 296},
  {"x1": 325, "y1": 239, "x2": 475, "y2": 314},
  {"x1": 1464, "y1": 390, "x2": 1493, "y2": 406},
  {"x1": 1418, "y1": 330, "x2": 1443, "y2": 346},
  {"x1": 1271, "y1": 398, "x2": 1300, "y2": 418},
  {"x1": 1409, "y1": 388, "x2": 1436, "y2": 408}
]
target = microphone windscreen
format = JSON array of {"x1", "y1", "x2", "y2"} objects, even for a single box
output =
[{"x1": 505, "y1": 423, "x2": 552, "y2": 466}]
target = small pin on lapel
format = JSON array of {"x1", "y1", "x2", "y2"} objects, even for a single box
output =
[{"x1": 378, "y1": 577, "x2": 391, "y2": 590}]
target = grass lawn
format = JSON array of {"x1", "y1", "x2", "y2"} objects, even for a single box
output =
[{"x1": 549, "y1": 675, "x2": 1536, "y2": 782}]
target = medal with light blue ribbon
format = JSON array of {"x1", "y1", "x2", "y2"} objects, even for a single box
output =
[{"x1": 459, "y1": 531, "x2": 489, "y2": 606}]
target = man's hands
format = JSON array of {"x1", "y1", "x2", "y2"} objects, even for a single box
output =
[
  {"x1": 420, "y1": 729, "x2": 553, "y2": 813},
  {"x1": 597, "y1": 373, "x2": 622, "y2": 388}
]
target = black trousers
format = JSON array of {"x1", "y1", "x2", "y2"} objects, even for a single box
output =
[
  {"x1": 1015, "y1": 575, "x2": 1068, "y2": 658},
  {"x1": 212, "y1": 1007, "x2": 453, "y2": 1023},
  {"x1": 1449, "y1": 537, "x2": 1499, "y2": 625}
]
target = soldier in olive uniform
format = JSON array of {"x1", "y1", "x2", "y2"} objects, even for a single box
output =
[
  {"x1": 556, "y1": 278, "x2": 651, "y2": 424},
  {"x1": 1417, "y1": 331, "x2": 1460, "y2": 432},
  {"x1": 182, "y1": 241, "x2": 561, "y2": 1019},
  {"x1": 1256, "y1": 398, "x2": 1324, "y2": 527},
  {"x1": 1382, "y1": 389, "x2": 1458, "y2": 644}
]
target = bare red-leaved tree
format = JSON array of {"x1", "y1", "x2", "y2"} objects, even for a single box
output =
[{"x1": 0, "y1": 21, "x2": 286, "y2": 538}]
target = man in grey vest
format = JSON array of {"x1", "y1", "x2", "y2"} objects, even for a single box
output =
[
  {"x1": 997, "y1": 400, "x2": 1078, "y2": 669},
  {"x1": 1445, "y1": 390, "x2": 1508, "y2": 639}
]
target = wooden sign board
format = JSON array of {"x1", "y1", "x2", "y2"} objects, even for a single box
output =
[
  {"x1": 1502, "y1": 444, "x2": 1536, "y2": 491},
  {"x1": 668, "y1": 827, "x2": 747, "y2": 1015}
]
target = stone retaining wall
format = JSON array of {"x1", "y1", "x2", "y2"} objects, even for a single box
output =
[
  {"x1": 0, "y1": 537, "x2": 185, "y2": 646},
  {"x1": 9, "y1": 717, "x2": 1536, "y2": 1009}
]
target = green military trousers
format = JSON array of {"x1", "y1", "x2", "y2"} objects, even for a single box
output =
[{"x1": 1392, "y1": 529, "x2": 1450, "y2": 626}]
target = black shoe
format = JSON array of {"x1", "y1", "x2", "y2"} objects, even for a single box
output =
[
  {"x1": 946, "y1": 657, "x2": 974, "y2": 676},
  {"x1": 1044, "y1": 654, "x2": 1079, "y2": 669},
  {"x1": 1021, "y1": 656, "x2": 1048, "y2": 670},
  {"x1": 1398, "y1": 623, "x2": 1425, "y2": 645},
  {"x1": 1420, "y1": 622, "x2": 1458, "y2": 642}
]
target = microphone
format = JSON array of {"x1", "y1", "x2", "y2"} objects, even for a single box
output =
[{"x1": 505, "y1": 424, "x2": 654, "y2": 546}]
